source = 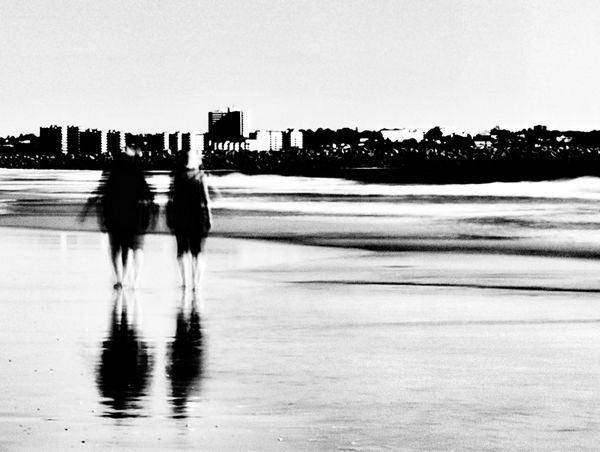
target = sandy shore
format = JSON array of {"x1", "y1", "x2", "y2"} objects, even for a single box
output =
[
  {"x1": 1, "y1": 224, "x2": 600, "y2": 450},
  {"x1": 3, "y1": 202, "x2": 600, "y2": 260}
]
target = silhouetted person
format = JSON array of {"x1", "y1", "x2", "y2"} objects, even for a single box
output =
[
  {"x1": 167, "y1": 291, "x2": 204, "y2": 418},
  {"x1": 81, "y1": 146, "x2": 156, "y2": 288},
  {"x1": 96, "y1": 290, "x2": 153, "y2": 418},
  {"x1": 166, "y1": 149, "x2": 212, "y2": 290}
]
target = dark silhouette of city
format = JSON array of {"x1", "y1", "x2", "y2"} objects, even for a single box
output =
[{"x1": 2, "y1": 113, "x2": 600, "y2": 183}]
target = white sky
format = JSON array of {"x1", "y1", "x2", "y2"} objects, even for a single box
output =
[{"x1": 1, "y1": 0, "x2": 599, "y2": 135}]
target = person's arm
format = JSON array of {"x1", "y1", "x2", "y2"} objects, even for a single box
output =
[
  {"x1": 140, "y1": 172, "x2": 158, "y2": 230},
  {"x1": 79, "y1": 195, "x2": 98, "y2": 222},
  {"x1": 201, "y1": 176, "x2": 213, "y2": 229},
  {"x1": 165, "y1": 172, "x2": 177, "y2": 231},
  {"x1": 79, "y1": 171, "x2": 108, "y2": 222},
  {"x1": 207, "y1": 177, "x2": 221, "y2": 199}
]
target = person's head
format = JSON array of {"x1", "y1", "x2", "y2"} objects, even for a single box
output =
[
  {"x1": 125, "y1": 145, "x2": 141, "y2": 157},
  {"x1": 112, "y1": 145, "x2": 140, "y2": 167},
  {"x1": 183, "y1": 149, "x2": 202, "y2": 170}
]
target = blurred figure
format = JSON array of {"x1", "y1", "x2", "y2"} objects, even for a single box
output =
[
  {"x1": 96, "y1": 290, "x2": 153, "y2": 418},
  {"x1": 166, "y1": 149, "x2": 212, "y2": 291},
  {"x1": 166, "y1": 290, "x2": 205, "y2": 418},
  {"x1": 82, "y1": 146, "x2": 156, "y2": 288}
]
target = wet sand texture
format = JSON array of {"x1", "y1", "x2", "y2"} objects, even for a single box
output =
[{"x1": 1, "y1": 227, "x2": 600, "y2": 450}]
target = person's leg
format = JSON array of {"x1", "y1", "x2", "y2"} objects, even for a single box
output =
[
  {"x1": 177, "y1": 253, "x2": 188, "y2": 287},
  {"x1": 108, "y1": 233, "x2": 124, "y2": 288},
  {"x1": 114, "y1": 289, "x2": 124, "y2": 319},
  {"x1": 176, "y1": 233, "x2": 188, "y2": 287},
  {"x1": 121, "y1": 233, "x2": 142, "y2": 288},
  {"x1": 121, "y1": 240, "x2": 131, "y2": 286},
  {"x1": 191, "y1": 253, "x2": 199, "y2": 291},
  {"x1": 130, "y1": 235, "x2": 144, "y2": 289},
  {"x1": 127, "y1": 290, "x2": 141, "y2": 327},
  {"x1": 131, "y1": 248, "x2": 144, "y2": 289},
  {"x1": 191, "y1": 238, "x2": 206, "y2": 292},
  {"x1": 191, "y1": 288, "x2": 204, "y2": 315}
]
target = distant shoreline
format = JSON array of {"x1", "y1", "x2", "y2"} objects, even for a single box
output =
[
  {"x1": 1, "y1": 160, "x2": 599, "y2": 185},
  {"x1": 4, "y1": 125, "x2": 600, "y2": 183}
]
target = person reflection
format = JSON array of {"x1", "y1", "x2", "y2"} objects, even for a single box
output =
[
  {"x1": 167, "y1": 290, "x2": 205, "y2": 418},
  {"x1": 96, "y1": 290, "x2": 153, "y2": 418}
]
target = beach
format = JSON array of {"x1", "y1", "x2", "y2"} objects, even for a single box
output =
[
  {"x1": 2, "y1": 170, "x2": 600, "y2": 449},
  {"x1": 2, "y1": 226, "x2": 600, "y2": 450}
]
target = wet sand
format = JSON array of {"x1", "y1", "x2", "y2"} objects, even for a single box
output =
[
  {"x1": 4, "y1": 205, "x2": 600, "y2": 260},
  {"x1": 2, "y1": 226, "x2": 600, "y2": 450}
]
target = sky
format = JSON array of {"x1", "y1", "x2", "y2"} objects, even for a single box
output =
[{"x1": 1, "y1": 0, "x2": 599, "y2": 136}]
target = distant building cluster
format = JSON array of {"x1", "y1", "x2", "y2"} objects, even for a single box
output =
[
  {"x1": 4, "y1": 118, "x2": 600, "y2": 181},
  {"x1": 39, "y1": 126, "x2": 127, "y2": 156},
  {"x1": 38, "y1": 126, "x2": 205, "y2": 157},
  {"x1": 206, "y1": 107, "x2": 303, "y2": 152},
  {"x1": 35, "y1": 107, "x2": 305, "y2": 157}
]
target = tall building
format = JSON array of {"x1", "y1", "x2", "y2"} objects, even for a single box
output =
[
  {"x1": 148, "y1": 133, "x2": 167, "y2": 154},
  {"x1": 39, "y1": 125, "x2": 64, "y2": 155},
  {"x1": 106, "y1": 130, "x2": 125, "y2": 155},
  {"x1": 268, "y1": 130, "x2": 283, "y2": 151},
  {"x1": 159, "y1": 132, "x2": 169, "y2": 152},
  {"x1": 168, "y1": 132, "x2": 182, "y2": 154},
  {"x1": 208, "y1": 108, "x2": 246, "y2": 142},
  {"x1": 182, "y1": 132, "x2": 191, "y2": 153},
  {"x1": 66, "y1": 126, "x2": 80, "y2": 154},
  {"x1": 123, "y1": 132, "x2": 165, "y2": 155},
  {"x1": 124, "y1": 132, "x2": 134, "y2": 150},
  {"x1": 182, "y1": 132, "x2": 205, "y2": 155},
  {"x1": 247, "y1": 130, "x2": 283, "y2": 151},
  {"x1": 191, "y1": 132, "x2": 205, "y2": 155},
  {"x1": 283, "y1": 129, "x2": 303, "y2": 149},
  {"x1": 80, "y1": 129, "x2": 103, "y2": 155}
]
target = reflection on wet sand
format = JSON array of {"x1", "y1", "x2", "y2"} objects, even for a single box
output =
[
  {"x1": 96, "y1": 290, "x2": 153, "y2": 418},
  {"x1": 167, "y1": 291, "x2": 205, "y2": 418}
]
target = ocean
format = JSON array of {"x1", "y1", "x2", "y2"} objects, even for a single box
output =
[{"x1": 0, "y1": 168, "x2": 599, "y2": 253}]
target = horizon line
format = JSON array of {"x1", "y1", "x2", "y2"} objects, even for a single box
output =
[{"x1": 3, "y1": 123, "x2": 600, "y2": 138}]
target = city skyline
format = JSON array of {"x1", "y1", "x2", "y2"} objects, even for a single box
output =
[
  {"x1": 33, "y1": 113, "x2": 307, "y2": 154},
  {"x1": 2, "y1": 0, "x2": 600, "y2": 136}
]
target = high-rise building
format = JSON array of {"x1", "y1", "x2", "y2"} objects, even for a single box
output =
[
  {"x1": 182, "y1": 132, "x2": 191, "y2": 153},
  {"x1": 123, "y1": 132, "x2": 165, "y2": 155},
  {"x1": 182, "y1": 132, "x2": 205, "y2": 155},
  {"x1": 283, "y1": 129, "x2": 303, "y2": 149},
  {"x1": 39, "y1": 125, "x2": 65, "y2": 155},
  {"x1": 148, "y1": 133, "x2": 167, "y2": 154},
  {"x1": 268, "y1": 130, "x2": 283, "y2": 151},
  {"x1": 80, "y1": 129, "x2": 103, "y2": 155},
  {"x1": 208, "y1": 108, "x2": 246, "y2": 142},
  {"x1": 246, "y1": 130, "x2": 283, "y2": 151},
  {"x1": 159, "y1": 132, "x2": 168, "y2": 152},
  {"x1": 168, "y1": 132, "x2": 182, "y2": 154},
  {"x1": 106, "y1": 130, "x2": 125, "y2": 155},
  {"x1": 192, "y1": 132, "x2": 205, "y2": 155},
  {"x1": 66, "y1": 126, "x2": 80, "y2": 154}
]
